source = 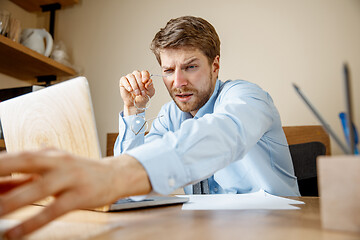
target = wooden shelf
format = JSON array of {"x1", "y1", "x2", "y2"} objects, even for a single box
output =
[
  {"x1": 10, "y1": 0, "x2": 79, "y2": 12},
  {"x1": 0, "y1": 139, "x2": 5, "y2": 149},
  {"x1": 0, "y1": 35, "x2": 76, "y2": 81}
]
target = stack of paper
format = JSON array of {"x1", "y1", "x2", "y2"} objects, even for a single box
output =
[{"x1": 179, "y1": 190, "x2": 304, "y2": 210}]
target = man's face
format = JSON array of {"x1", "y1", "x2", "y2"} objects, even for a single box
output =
[{"x1": 159, "y1": 48, "x2": 220, "y2": 116}]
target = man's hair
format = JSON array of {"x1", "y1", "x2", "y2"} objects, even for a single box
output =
[{"x1": 150, "y1": 16, "x2": 220, "y2": 65}]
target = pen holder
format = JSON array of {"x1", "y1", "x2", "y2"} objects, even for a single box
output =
[{"x1": 317, "y1": 155, "x2": 360, "y2": 233}]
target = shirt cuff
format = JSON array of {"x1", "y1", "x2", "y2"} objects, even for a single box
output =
[
  {"x1": 126, "y1": 136, "x2": 191, "y2": 195},
  {"x1": 119, "y1": 111, "x2": 146, "y2": 140}
]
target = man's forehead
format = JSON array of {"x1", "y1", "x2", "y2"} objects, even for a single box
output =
[{"x1": 160, "y1": 48, "x2": 205, "y2": 67}]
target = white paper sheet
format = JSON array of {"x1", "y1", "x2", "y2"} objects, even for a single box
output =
[{"x1": 179, "y1": 190, "x2": 304, "y2": 210}]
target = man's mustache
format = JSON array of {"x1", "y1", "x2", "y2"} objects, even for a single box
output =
[{"x1": 171, "y1": 87, "x2": 198, "y2": 94}]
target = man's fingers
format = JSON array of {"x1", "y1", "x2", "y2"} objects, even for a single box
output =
[
  {"x1": 4, "y1": 191, "x2": 79, "y2": 239},
  {"x1": 126, "y1": 73, "x2": 142, "y2": 96},
  {"x1": 0, "y1": 151, "x2": 59, "y2": 176},
  {"x1": 145, "y1": 80, "x2": 155, "y2": 97},
  {"x1": 144, "y1": 79, "x2": 153, "y2": 88},
  {"x1": 120, "y1": 71, "x2": 150, "y2": 97},
  {"x1": 141, "y1": 70, "x2": 150, "y2": 83},
  {"x1": 121, "y1": 74, "x2": 139, "y2": 95},
  {"x1": 132, "y1": 71, "x2": 146, "y2": 95},
  {"x1": 119, "y1": 76, "x2": 132, "y2": 92},
  {"x1": 0, "y1": 170, "x2": 72, "y2": 216},
  {"x1": 0, "y1": 175, "x2": 36, "y2": 194}
]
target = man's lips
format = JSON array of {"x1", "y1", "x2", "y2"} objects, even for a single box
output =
[{"x1": 175, "y1": 93, "x2": 193, "y2": 102}]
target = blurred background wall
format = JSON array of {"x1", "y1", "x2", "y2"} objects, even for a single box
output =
[{"x1": 1, "y1": 0, "x2": 359, "y2": 156}]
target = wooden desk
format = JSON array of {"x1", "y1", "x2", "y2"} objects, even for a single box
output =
[{"x1": 1, "y1": 197, "x2": 359, "y2": 240}]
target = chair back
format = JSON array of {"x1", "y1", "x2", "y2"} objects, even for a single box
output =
[
  {"x1": 106, "y1": 133, "x2": 118, "y2": 157},
  {"x1": 283, "y1": 125, "x2": 330, "y2": 196},
  {"x1": 283, "y1": 125, "x2": 330, "y2": 155}
]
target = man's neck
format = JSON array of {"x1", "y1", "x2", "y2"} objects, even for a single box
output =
[{"x1": 190, "y1": 110, "x2": 198, "y2": 117}]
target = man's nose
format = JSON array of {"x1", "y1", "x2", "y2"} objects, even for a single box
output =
[{"x1": 173, "y1": 69, "x2": 187, "y2": 88}]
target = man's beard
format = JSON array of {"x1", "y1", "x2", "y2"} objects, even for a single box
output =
[{"x1": 169, "y1": 72, "x2": 214, "y2": 113}]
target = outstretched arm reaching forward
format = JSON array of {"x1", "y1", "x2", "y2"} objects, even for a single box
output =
[{"x1": 0, "y1": 149, "x2": 151, "y2": 239}]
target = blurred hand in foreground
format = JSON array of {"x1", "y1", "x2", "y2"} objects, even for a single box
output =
[{"x1": 0, "y1": 149, "x2": 151, "y2": 239}]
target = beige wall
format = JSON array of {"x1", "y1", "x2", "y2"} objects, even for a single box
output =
[{"x1": 1, "y1": 0, "x2": 359, "y2": 156}]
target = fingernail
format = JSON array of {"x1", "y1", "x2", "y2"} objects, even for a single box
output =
[
  {"x1": 134, "y1": 89, "x2": 140, "y2": 96},
  {"x1": 127, "y1": 87, "x2": 132, "y2": 91},
  {"x1": 141, "y1": 90, "x2": 146, "y2": 96}
]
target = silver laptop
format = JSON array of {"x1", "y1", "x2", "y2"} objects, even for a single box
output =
[{"x1": 0, "y1": 76, "x2": 188, "y2": 211}]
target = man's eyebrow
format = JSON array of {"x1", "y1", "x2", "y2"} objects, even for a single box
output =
[
  {"x1": 183, "y1": 57, "x2": 199, "y2": 65},
  {"x1": 162, "y1": 57, "x2": 199, "y2": 69},
  {"x1": 161, "y1": 65, "x2": 171, "y2": 70}
]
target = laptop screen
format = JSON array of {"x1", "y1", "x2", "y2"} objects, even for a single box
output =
[{"x1": 0, "y1": 77, "x2": 101, "y2": 159}]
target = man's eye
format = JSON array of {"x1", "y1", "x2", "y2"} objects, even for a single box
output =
[
  {"x1": 186, "y1": 65, "x2": 197, "y2": 71},
  {"x1": 163, "y1": 69, "x2": 173, "y2": 75}
]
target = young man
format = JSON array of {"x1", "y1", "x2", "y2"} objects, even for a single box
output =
[
  {"x1": 115, "y1": 16, "x2": 299, "y2": 196},
  {"x1": 0, "y1": 16, "x2": 299, "y2": 239}
]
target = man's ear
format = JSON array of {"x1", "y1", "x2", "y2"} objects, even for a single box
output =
[{"x1": 212, "y1": 55, "x2": 220, "y2": 75}]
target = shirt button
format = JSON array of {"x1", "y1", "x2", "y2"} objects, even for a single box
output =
[
  {"x1": 168, "y1": 177, "x2": 175, "y2": 187},
  {"x1": 214, "y1": 188, "x2": 218, "y2": 192}
]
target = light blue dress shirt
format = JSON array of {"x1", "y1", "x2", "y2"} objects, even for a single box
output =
[{"x1": 114, "y1": 79, "x2": 300, "y2": 197}]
